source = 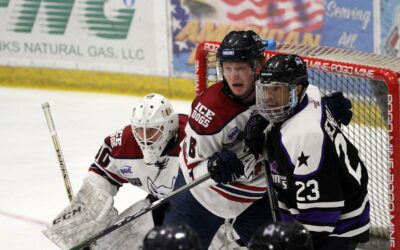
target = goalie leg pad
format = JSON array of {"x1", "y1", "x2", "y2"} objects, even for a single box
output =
[
  {"x1": 42, "y1": 174, "x2": 118, "y2": 250},
  {"x1": 91, "y1": 199, "x2": 154, "y2": 250}
]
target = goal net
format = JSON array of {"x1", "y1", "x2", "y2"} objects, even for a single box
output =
[{"x1": 194, "y1": 41, "x2": 400, "y2": 249}]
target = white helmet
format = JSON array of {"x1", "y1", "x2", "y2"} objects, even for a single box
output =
[{"x1": 131, "y1": 93, "x2": 179, "y2": 165}]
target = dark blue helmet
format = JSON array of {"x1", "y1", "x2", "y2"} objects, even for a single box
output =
[
  {"x1": 217, "y1": 30, "x2": 265, "y2": 65},
  {"x1": 142, "y1": 224, "x2": 202, "y2": 250},
  {"x1": 259, "y1": 54, "x2": 309, "y2": 87},
  {"x1": 248, "y1": 221, "x2": 313, "y2": 250}
]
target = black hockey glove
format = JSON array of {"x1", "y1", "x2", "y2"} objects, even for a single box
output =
[
  {"x1": 322, "y1": 92, "x2": 353, "y2": 126},
  {"x1": 244, "y1": 114, "x2": 269, "y2": 157},
  {"x1": 207, "y1": 149, "x2": 245, "y2": 184}
]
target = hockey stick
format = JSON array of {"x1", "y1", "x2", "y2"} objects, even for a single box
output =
[
  {"x1": 263, "y1": 159, "x2": 281, "y2": 222},
  {"x1": 256, "y1": 141, "x2": 281, "y2": 222},
  {"x1": 42, "y1": 102, "x2": 74, "y2": 201},
  {"x1": 69, "y1": 172, "x2": 211, "y2": 250}
]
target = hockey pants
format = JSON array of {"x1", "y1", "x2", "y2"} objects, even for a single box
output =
[{"x1": 163, "y1": 169, "x2": 273, "y2": 249}]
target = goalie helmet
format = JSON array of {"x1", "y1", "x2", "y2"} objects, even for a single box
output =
[
  {"x1": 248, "y1": 221, "x2": 313, "y2": 250},
  {"x1": 131, "y1": 93, "x2": 179, "y2": 165},
  {"x1": 255, "y1": 54, "x2": 309, "y2": 123},
  {"x1": 217, "y1": 30, "x2": 265, "y2": 70},
  {"x1": 142, "y1": 224, "x2": 202, "y2": 250}
]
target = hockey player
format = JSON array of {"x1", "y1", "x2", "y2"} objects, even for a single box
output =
[
  {"x1": 162, "y1": 30, "x2": 273, "y2": 249},
  {"x1": 42, "y1": 93, "x2": 187, "y2": 250},
  {"x1": 249, "y1": 54, "x2": 370, "y2": 250},
  {"x1": 142, "y1": 223, "x2": 202, "y2": 250},
  {"x1": 248, "y1": 221, "x2": 313, "y2": 250}
]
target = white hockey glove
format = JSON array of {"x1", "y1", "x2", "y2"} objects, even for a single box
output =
[
  {"x1": 42, "y1": 172, "x2": 118, "y2": 250},
  {"x1": 92, "y1": 199, "x2": 154, "y2": 250}
]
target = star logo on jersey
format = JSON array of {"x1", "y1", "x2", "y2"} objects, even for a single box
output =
[{"x1": 297, "y1": 152, "x2": 309, "y2": 167}]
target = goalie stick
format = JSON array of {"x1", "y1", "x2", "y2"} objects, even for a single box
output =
[
  {"x1": 42, "y1": 102, "x2": 74, "y2": 201},
  {"x1": 69, "y1": 172, "x2": 212, "y2": 250}
]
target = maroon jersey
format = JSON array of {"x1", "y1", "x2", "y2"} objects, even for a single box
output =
[{"x1": 90, "y1": 114, "x2": 188, "y2": 198}]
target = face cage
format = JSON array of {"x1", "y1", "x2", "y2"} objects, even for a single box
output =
[
  {"x1": 132, "y1": 120, "x2": 172, "y2": 164},
  {"x1": 255, "y1": 81, "x2": 298, "y2": 123}
]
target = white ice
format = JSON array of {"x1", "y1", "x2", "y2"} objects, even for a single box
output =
[{"x1": 0, "y1": 86, "x2": 191, "y2": 249}]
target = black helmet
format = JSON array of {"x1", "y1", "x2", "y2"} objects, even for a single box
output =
[
  {"x1": 259, "y1": 54, "x2": 308, "y2": 87},
  {"x1": 255, "y1": 54, "x2": 309, "y2": 123},
  {"x1": 142, "y1": 224, "x2": 202, "y2": 250},
  {"x1": 248, "y1": 221, "x2": 313, "y2": 250},
  {"x1": 217, "y1": 30, "x2": 265, "y2": 65}
]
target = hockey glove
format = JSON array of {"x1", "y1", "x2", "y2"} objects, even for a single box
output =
[
  {"x1": 244, "y1": 114, "x2": 269, "y2": 157},
  {"x1": 208, "y1": 149, "x2": 245, "y2": 184},
  {"x1": 323, "y1": 92, "x2": 353, "y2": 126}
]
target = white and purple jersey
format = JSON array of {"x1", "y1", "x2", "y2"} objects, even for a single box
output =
[{"x1": 264, "y1": 86, "x2": 370, "y2": 246}]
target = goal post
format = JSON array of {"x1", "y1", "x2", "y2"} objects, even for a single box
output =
[{"x1": 194, "y1": 41, "x2": 400, "y2": 249}]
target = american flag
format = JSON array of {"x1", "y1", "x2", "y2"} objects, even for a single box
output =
[{"x1": 222, "y1": 0, "x2": 325, "y2": 33}]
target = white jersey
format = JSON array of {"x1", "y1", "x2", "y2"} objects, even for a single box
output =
[{"x1": 179, "y1": 82, "x2": 267, "y2": 218}]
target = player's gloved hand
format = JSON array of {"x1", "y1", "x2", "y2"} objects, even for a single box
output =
[
  {"x1": 207, "y1": 149, "x2": 245, "y2": 184},
  {"x1": 244, "y1": 113, "x2": 268, "y2": 157},
  {"x1": 322, "y1": 92, "x2": 353, "y2": 126}
]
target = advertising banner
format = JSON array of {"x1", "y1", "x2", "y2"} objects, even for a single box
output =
[
  {"x1": 171, "y1": 0, "x2": 375, "y2": 76},
  {"x1": 380, "y1": 0, "x2": 400, "y2": 57},
  {"x1": 0, "y1": 0, "x2": 169, "y2": 76}
]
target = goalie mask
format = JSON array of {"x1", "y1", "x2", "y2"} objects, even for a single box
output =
[
  {"x1": 248, "y1": 221, "x2": 313, "y2": 250},
  {"x1": 142, "y1": 224, "x2": 202, "y2": 250},
  {"x1": 131, "y1": 93, "x2": 179, "y2": 165},
  {"x1": 255, "y1": 54, "x2": 309, "y2": 123}
]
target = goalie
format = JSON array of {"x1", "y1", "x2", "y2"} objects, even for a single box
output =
[{"x1": 42, "y1": 93, "x2": 188, "y2": 250}]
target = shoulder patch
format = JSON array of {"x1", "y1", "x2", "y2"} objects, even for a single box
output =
[
  {"x1": 191, "y1": 101, "x2": 216, "y2": 128},
  {"x1": 119, "y1": 165, "x2": 133, "y2": 177},
  {"x1": 189, "y1": 82, "x2": 248, "y2": 135},
  {"x1": 227, "y1": 126, "x2": 240, "y2": 141},
  {"x1": 110, "y1": 129, "x2": 123, "y2": 148}
]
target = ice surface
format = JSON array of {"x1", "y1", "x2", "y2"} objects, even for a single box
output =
[{"x1": 0, "y1": 87, "x2": 191, "y2": 249}]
